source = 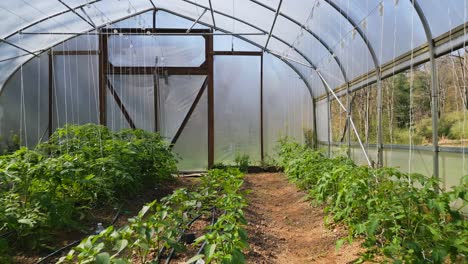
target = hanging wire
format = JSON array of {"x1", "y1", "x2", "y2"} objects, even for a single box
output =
[
  {"x1": 37, "y1": 50, "x2": 41, "y2": 143},
  {"x1": 408, "y1": 0, "x2": 416, "y2": 181},
  {"x1": 463, "y1": 0, "x2": 467, "y2": 174},
  {"x1": 19, "y1": 33, "x2": 26, "y2": 147},
  {"x1": 61, "y1": 40, "x2": 70, "y2": 153}
]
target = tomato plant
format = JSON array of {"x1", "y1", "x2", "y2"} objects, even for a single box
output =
[
  {"x1": 277, "y1": 138, "x2": 467, "y2": 263},
  {"x1": 0, "y1": 124, "x2": 177, "y2": 255}
]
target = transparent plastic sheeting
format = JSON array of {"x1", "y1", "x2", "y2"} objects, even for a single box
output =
[
  {"x1": 52, "y1": 55, "x2": 100, "y2": 129},
  {"x1": 172, "y1": 89, "x2": 208, "y2": 171},
  {"x1": 0, "y1": 53, "x2": 49, "y2": 149},
  {"x1": 263, "y1": 53, "x2": 314, "y2": 158},
  {"x1": 214, "y1": 55, "x2": 261, "y2": 164},
  {"x1": 106, "y1": 74, "x2": 207, "y2": 170},
  {"x1": 2, "y1": 0, "x2": 468, "y2": 98},
  {"x1": 315, "y1": 99, "x2": 329, "y2": 143},
  {"x1": 107, "y1": 75, "x2": 155, "y2": 132},
  {"x1": 324, "y1": 142, "x2": 467, "y2": 192},
  {"x1": 106, "y1": 74, "x2": 206, "y2": 138},
  {"x1": 108, "y1": 35, "x2": 205, "y2": 67}
]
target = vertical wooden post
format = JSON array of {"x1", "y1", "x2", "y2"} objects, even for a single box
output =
[
  {"x1": 48, "y1": 51, "x2": 54, "y2": 137},
  {"x1": 260, "y1": 53, "x2": 264, "y2": 162},
  {"x1": 98, "y1": 31, "x2": 108, "y2": 126},
  {"x1": 206, "y1": 34, "x2": 214, "y2": 168}
]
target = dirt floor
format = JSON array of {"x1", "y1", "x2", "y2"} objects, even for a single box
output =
[{"x1": 244, "y1": 173, "x2": 365, "y2": 264}]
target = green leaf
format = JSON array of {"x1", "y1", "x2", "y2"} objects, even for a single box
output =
[
  {"x1": 96, "y1": 252, "x2": 110, "y2": 264},
  {"x1": 18, "y1": 218, "x2": 34, "y2": 227},
  {"x1": 335, "y1": 238, "x2": 346, "y2": 251},
  {"x1": 139, "y1": 205, "x2": 150, "y2": 217},
  {"x1": 186, "y1": 254, "x2": 205, "y2": 264},
  {"x1": 205, "y1": 243, "x2": 216, "y2": 262},
  {"x1": 112, "y1": 239, "x2": 128, "y2": 257}
]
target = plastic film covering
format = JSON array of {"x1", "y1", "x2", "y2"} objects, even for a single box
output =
[
  {"x1": 263, "y1": 53, "x2": 314, "y2": 157},
  {"x1": 315, "y1": 98, "x2": 329, "y2": 143},
  {"x1": 439, "y1": 152, "x2": 468, "y2": 190},
  {"x1": 0, "y1": 53, "x2": 49, "y2": 149},
  {"x1": 106, "y1": 75, "x2": 155, "y2": 132},
  {"x1": 108, "y1": 35, "x2": 205, "y2": 67},
  {"x1": 418, "y1": 0, "x2": 468, "y2": 37},
  {"x1": 383, "y1": 147, "x2": 433, "y2": 177},
  {"x1": 158, "y1": 75, "x2": 207, "y2": 140},
  {"x1": 1, "y1": 0, "x2": 468, "y2": 98},
  {"x1": 172, "y1": 89, "x2": 208, "y2": 171},
  {"x1": 214, "y1": 55, "x2": 261, "y2": 164},
  {"x1": 211, "y1": 0, "x2": 274, "y2": 38},
  {"x1": 214, "y1": 33, "x2": 261, "y2": 51},
  {"x1": 52, "y1": 54, "x2": 100, "y2": 129},
  {"x1": 155, "y1": 10, "x2": 208, "y2": 29}
]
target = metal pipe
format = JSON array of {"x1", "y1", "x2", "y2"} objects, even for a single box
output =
[
  {"x1": 411, "y1": 0, "x2": 439, "y2": 181},
  {"x1": 57, "y1": 0, "x2": 96, "y2": 28},
  {"x1": 0, "y1": 38, "x2": 38, "y2": 57},
  {"x1": 19, "y1": 31, "x2": 266, "y2": 36},
  {"x1": 264, "y1": 0, "x2": 283, "y2": 49},
  {"x1": 323, "y1": 0, "x2": 383, "y2": 167},
  {"x1": 316, "y1": 70, "x2": 373, "y2": 167},
  {"x1": 207, "y1": 0, "x2": 216, "y2": 28},
  {"x1": 187, "y1": 9, "x2": 208, "y2": 33}
]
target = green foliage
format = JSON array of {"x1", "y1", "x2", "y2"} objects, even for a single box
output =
[
  {"x1": 277, "y1": 138, "x2": 467, "y2": 263},
  {"x1": 303, "y1": 128, "x2": 315, "y2": 149},
  {"x1": 0, "y1": 124, "x2": 177, "y2": 253},
  {"x1": 394, "y1": 73, "x2": 411, "y2": 129},
  {"x1": 234, "y1": 153, "x2": 250, "y2": 173},
  {"x1": 60, "y1": 168, "x2": 248, "y2": 264},
  {"x1": 0, "y1": 131, "x2": 20, "y2": 154}
]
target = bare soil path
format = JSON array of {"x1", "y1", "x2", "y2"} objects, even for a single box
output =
[{"x1": 244, "y1": 173, "x2": 364, "y2": 264}]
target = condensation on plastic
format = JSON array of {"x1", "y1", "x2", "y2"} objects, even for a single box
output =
[
  {"x1": 108, "y1": 35, "x2": 205, "y2": 67},
  {"x1": 214, "y1": 55, "x2": 261, "y2": 164},
  {"x1": 172, "y1": 89, "x2": 208, "y2": 171},
  {"x1": 52, "y1": 54, "x2": 99, "y2": 129},
  {"x1": 263, "y1": 53, "x2": 314, "y2": 158},
  {"x1": 0, "y1": 53, "x2": 49, "y2": 149}
]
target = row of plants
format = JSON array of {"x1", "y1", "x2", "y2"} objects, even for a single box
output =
[
  {"x1": 0, "y1": 124, "x2": 177, "y2": 258},
  {"x1": 277, "y1": 138, "x2": 467, "y2": 263},
  {"x1": 59, "y1": 168, "x2": 248, "y2": 264}
]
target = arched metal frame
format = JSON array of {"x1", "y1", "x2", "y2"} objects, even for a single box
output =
[
  {"x1": 411, "y1": 0, "x2": 439, "y2": 180},
  {"x1": 0, "y1": 0, "x2": 462, "y2": 175},
  {"x1": 177, "y1": 0, "x2": 326, "y2": 92},
  {"x1": 321, "y1": 0, "x2": 383, "y2": 166}
]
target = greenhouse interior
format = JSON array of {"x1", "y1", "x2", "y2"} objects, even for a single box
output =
[{"x1": 0, "y1": 0, "x2": 467, "y2": 263}]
